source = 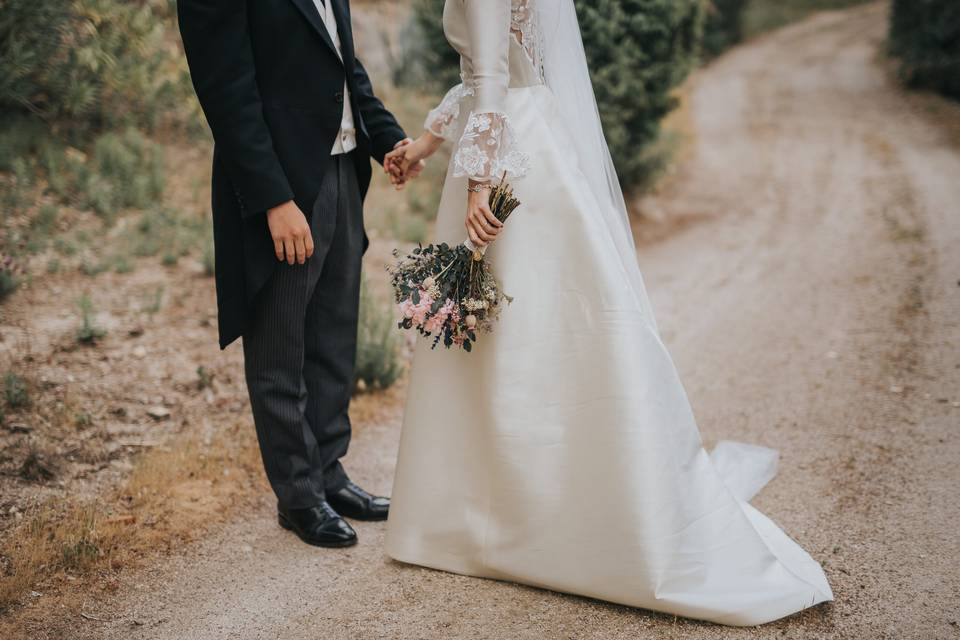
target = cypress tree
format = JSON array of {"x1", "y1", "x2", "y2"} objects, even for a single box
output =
[{"x1": 889, "y1": 0, "x2": 960, "y2": 100}]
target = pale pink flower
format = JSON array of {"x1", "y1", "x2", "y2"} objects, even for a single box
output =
[
  {"x1": 411, "y1": 292, "x2": 434, "y2": 326},
  {"x1": 398, "y1": 298, "x2": 415, "y2": 319},
  {"x1": 423, "y1": 299, "x2": 455, "y2": 335}
]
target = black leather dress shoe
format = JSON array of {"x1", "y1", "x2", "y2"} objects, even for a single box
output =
[
  {"x1": 278, "y1": 502, "x2": 357, "y2": 548},
  {"x1": 327, "y1": 481, "x2": 390, "y2": 521}
]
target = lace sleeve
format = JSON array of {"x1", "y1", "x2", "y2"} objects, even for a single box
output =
[
  {"x1": 452, "y1": 111, "x2": 528, "y2": 181},
  {"x1": 424, "y1": 84, "x2": 473, "y2": 140},
  {"x1": 452, "y1": 0, "x2": 529, "y2": 182}
]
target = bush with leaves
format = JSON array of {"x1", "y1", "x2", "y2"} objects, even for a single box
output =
[
  {"x1": 702, "y1": 0, "x2": 746, "y2": 58},
  {"x1": 0, "y1": 0, "x2": 195, "y2": 291},
  {"x1": 405, "y1": 0, "x2": 703, "y2": 194},
  {"x1": 0, "y1": 253, "x2": 22, "y2": 301},
  {"x1": 75, "y1": 293, "x2": 106, "y2": 344},
  {"x1": 3, "y1": 371, "x2": 29, "y2": 409},
  {"x1": 355, "y1": 275, "x2": 403, "y2": 392},
  {"x1": 0, "y1": 0, "x2": 192, "y2": 133},
  {"x1": 393, "y1": 0, "x2": 461, "y2": 92},
  {"x1": 889, "y1": 0, "x2": 960, "y2": 100},
  {"x1": 576, "y1": 0, "x2": 704, "y2": 192}
]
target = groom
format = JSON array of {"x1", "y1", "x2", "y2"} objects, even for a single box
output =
[{"x1": 178, "y1": 0, "x2": 421, "y2": 548}]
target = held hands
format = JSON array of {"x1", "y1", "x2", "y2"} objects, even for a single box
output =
[
  {"x1": 267, "y1": 200, "x2": 314, "y2": 264},
  {"x1": 383, "y1": 134, "x2": 441, "y2": 190}
]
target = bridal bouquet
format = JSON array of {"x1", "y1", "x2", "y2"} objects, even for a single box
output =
[{"x1": 388, "y1": 176, "x2": 521, "y2": 352}]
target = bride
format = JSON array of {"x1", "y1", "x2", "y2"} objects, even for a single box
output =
[{"x1": 382, "y1": 0, "x2": 833, "y2": 626}]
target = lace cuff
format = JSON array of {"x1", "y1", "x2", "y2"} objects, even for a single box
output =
[
  {"x1": 424, "y1": 84, "x2": 474, "y2": 140},
  {"x1": 452, "y1": 111, "x2": 529, "y2": 182}
]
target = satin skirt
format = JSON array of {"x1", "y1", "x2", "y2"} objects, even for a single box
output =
[{"x1": 385, "y1": 86, "x2": 833, "y2": 626}]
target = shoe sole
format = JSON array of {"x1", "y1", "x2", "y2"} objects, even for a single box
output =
[
  {"x1": 339, "y1": 513, "x2": 389, "y2": 522},
  {"x1": 278, "y1": 515, "x2": 358, "y2": 548}
]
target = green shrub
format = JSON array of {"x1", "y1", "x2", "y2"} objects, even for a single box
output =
[
  {"x1": 32, "y1": 204, "x2": 58, "y2": 233},
  {"x1": 0, "y1": 115, "x2": 48, "y2": 172},
  {"x1": 2, "y1": 157, "x2": 32, "y2": 211},
  {"x1": 576, "y1": 0, "x2": 704, "y2": 192},
  {"x1": 3, "y1": 372, "x2": 29, "y2": 409},
  {"x1": 2, "y1": 127, "x2": 165, "y2": 228},
  {"x1": 355, "y1": 275, "x2": 403, "y2": 392},
  {"x1": 75, "y1": 294, "x2": 106, "y2": 344},
  {"x1": 201, "y1": 240, "x2": 215, "y2": 277},
  {"x1": 87, "y1": 129, "x2": 165, "y2": 214},
  {"x1": 393, "y1": 0, "x2": 461, "y2": 92},
  {"x1": 702, "y1": 0, "x2": 746, "y2": 58},
  {"x1": 126, "y1": 207, "x2": 209, "y2": 263},
  {"x1": 0, "y1": 0, "x2": 192, "y2": 132},
  {"x1": 889, "y1": 0, "x2": 960, "y2": 99},
  {"x1": 0, "y1": 254, "x2": 22, "y2": 302}
]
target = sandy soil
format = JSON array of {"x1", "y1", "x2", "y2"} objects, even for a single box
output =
[{"x1": 11, "y1": 2, "x2": 960, "y2": 638}]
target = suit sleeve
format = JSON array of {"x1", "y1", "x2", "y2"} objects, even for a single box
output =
[
  {"x1": 352, "y1": 56, "x2": 407, "y2": 164},
  {"x1": 177, "y1": 0, "x2": 294, "y2": 217}
]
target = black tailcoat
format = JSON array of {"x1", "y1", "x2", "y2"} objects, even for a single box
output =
[{"x1": 178, "y1": 0, "x2": 405, "y2": 348}]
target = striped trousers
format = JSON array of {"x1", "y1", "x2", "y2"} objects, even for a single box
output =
[{"x1": 242, "y1": 153, "x2": 363, "y2": 509}]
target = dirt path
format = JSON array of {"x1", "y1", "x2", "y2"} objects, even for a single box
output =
[{"x1": 37, "y1": 3, "x2": 960, "y2": 638}]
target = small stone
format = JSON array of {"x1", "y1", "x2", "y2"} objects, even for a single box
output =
[
  {"x1": 146, "y1": 406, "x2": 171, "y2": 420},
  {"x1": 952, "y1": 401, "x2": 960, "y2": 408},
  {"x1": 132, "y1": 346, "x2": 147, "y2": 359},
  {"x1": 825, "y1": 350, "x2": 838, "y2": 359},
  {"x1": 29, "y1": 591, "x2": 42, "y2": 598},
  {"x1": 889, "y1": 385, "x2": 903, "y2": 394}
]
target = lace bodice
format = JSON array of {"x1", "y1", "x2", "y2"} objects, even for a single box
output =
[{"x1": 423, "y1": 0, "x2": 543, "y2": 182}]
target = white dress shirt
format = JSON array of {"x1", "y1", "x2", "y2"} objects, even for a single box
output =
[{"x1": 313, "y1": 0, "x2": 357, "y2": 155}]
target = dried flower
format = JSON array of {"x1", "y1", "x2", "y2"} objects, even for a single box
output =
[{"x1": 386, "y1": 174, "x2": 520, "y2": 353}]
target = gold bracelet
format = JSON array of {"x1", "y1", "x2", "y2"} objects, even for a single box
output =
[{"x1": 467, "y1": 183, "x2": 493, "y2": 193}]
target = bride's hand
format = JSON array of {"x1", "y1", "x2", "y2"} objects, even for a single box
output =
[{"x1": 465, "y1": 183, "x2": 502, "y2": 247}]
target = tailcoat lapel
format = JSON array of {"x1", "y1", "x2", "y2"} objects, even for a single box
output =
[
  {"x1": 329, "y1": 0, "x2": 356, "y2": 69},
  {"x1": 287, "y1": 0, "x2": 342, "y2": 62}
]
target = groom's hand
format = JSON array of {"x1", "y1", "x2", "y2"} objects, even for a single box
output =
[{"x1": 267, "y1": 201, "x2": 314, "y2": 265}]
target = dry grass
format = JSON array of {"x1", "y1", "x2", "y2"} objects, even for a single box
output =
[
  {"x1": 0, "y1": 370, "x2": 406, "y2": 636},
  {"x1": 0, "y1": 416, "x2": 265, "y2": 625}
]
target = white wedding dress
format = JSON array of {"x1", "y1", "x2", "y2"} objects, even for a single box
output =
[{"x1": 385, "y1": 0, "x2": 833, "y2": 626}]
